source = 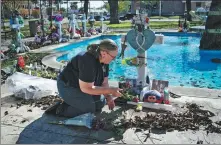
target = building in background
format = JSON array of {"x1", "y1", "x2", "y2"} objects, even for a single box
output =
[
  {"x1": 161, "y1": 0, "x2": 212, "y2": 16},
  {"x1": 182, "y1": 0, "x2": 211, "y2": 11}
]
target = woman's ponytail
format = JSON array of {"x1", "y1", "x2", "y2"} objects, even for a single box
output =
[
  {"x1": 87, "y1": 44, "x2": 100, "y2": 59},
  {"x1": 87, "y1": 39, "x2": 118, "y2": 59}
]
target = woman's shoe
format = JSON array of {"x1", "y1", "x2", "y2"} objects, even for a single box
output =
[
  {"x1": 55, "y1": 102, "x2": 70, "y2": 116},
  {"x1": 45, "y1": 102, "x2": 62, "y2": 114}
]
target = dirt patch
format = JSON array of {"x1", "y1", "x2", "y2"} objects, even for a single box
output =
[
  {"x1": 16, "y1": 95, "x2": 63, "y2": 111},
  {"x1": 97, "y1": 103, "x2": 221, "y2": 137},
  {"x1": 6, "y1": 94, "x2": 221, "y2": 135}
]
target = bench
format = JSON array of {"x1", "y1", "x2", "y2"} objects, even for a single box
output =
[{"x1": 1, "y1": 30, "x2": 11, "y2": 40}]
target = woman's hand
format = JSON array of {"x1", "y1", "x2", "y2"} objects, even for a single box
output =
[
  {"x1": 106, "y1": 96, "x2": 115, "y2": 110},
  {"x1": 110, "y1": 87, "x2": 122, "y2": 97}
]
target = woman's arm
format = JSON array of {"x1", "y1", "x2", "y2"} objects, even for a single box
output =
[
  {"x1": 101, "y1": 77, "x2": 116, "y2": 110},
  {"x1": 101, "y1": 77, "x2": 112, "y2": 99},
  {"x1": 102, "y1": 77, "x2": 109, "y2": 87},
  {"x1": 79, "y1": 79, "x2": 120, "y2": 96}
]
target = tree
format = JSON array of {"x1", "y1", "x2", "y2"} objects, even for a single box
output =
[
  {"x1": 103, "y1": 1, "x2": 110, "y2": 12},
  {"x1": 31, "y1": 0, "x2": 38, "y2": 7},
  {"x1": 32, "y1": 9, "x2": 40, "y2": 18},
  {"x1": 199, "y1": 0, "x2": 221, "y2": 50},
  {"x1": 108, "y1": 0, "x2": 119, "y2": 24},
  {"x1": 84, "y1": 0, "x2": 89, "y2": 19},
  {"x1": 2, "y1": 0, "x2": 22, "y2": 12},
  {"x1": 80, "y1": 0, "x2": 89, "y2": 19},
  {"x1": 20, "y1": 8, "x2": 29, "y2": 16},
  {"x1": 54, "y1": 0, "x2": 63, "y2": 11},
  {"x1": 118, "y1": 1, "x2": 130, "y2": 14},
  {"x1": 70, "y1": 2, "x2": 78, "y2": 10},
  {"x1": 60, "y1": 7, "x2": 66, "y2": 13},
  {"x1": 78, "y1": 7, "x2": 84, "y2": 13},
  {"x1": 142, "y1": 0, "x2": 159, "y2": 16},
  {"x1": 186, "y1": 0, "x2": 192, "y2": 21}
]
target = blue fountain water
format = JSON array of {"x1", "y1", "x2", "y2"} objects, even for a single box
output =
[{"x1": 57, "y1": 35, "x2": 221, "y2": 89}]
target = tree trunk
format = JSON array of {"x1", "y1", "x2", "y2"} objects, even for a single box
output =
[
  {"x1": 200, "y1": 0, "x2": 221, "y2": 50},
  {"x1": 28, "y1": 0, "x2": 31, "y2": 19},
  {"x1": 108, "y1": 0, "x2": 119, "y2": 24},
  {"x1": 84, "y1": 0, "x2": 89, "y2": 19},
  {"x1": 186, "y1": 0, "x2": 192, "y2": 21}
]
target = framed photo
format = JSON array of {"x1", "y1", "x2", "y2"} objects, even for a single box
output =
[{"x1": 151, "y1": 79, "x2": 169, "y2": 93}]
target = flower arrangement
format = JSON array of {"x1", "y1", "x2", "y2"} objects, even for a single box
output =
[{"x1": 53, "y1": 14, "x2": 63, "y2": 22}]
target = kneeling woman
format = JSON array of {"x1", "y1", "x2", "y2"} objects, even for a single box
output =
[{"x1": 47, "y1": 39, "x2": 122, "y2": 117}]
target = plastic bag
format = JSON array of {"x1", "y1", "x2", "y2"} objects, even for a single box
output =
[
  {"x1": 62, "y1": 113, "x2": 95, "y2": 129},
  {"x1": 5, "y1": 72, "x2": 58, "y2": 100}
]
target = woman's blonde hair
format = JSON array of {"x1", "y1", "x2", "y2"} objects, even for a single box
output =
[{"x1": 87, "y1": 39, "x2": 118, "y2": 59}]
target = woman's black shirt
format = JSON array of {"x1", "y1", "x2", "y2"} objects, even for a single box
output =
[{"x1": 59, "y1": 51, "x2": 109, "y2": 88}]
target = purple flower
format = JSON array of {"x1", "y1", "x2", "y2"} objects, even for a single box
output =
[
  {"x1": 52, "y1": 33, "x2": 59, "y2": 38},
  {"x1": 54, "y1": 14, "x2": 63, "y2": 22}
]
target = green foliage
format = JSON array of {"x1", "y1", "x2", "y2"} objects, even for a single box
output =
[
  {"x1": 1, "y1": 59, "x2": 15, "y2": 69},
  {"x1": 31, "y1": 0, "x2": 38, "y2": 4},
  {"x1": 106, "y1": 21, "x2": 202, "y2": 29},
  {"x1": 23, "y1": 31, "x2": 31, "y2": 38},
  {"x1": 168, "y1": 16, "x2": 180, "y2": 19},
  {"x1": 150, "y1": 16, "x2": 167, "y2": 19},
  {"x1": 1, "y1": 53, "x2": 49, "y2": 69},
  {"x1": 103, "y1": 2, "x2": 110, "y2": 12},
  {"x1": 118, "y1": 1, "x2": 130, "y2": 14},
  {"x1": 60, "y1": 8, "x2": 66, "y2": 13},
  {"x1": 1, "y1": 52, "x2": 58, "y2": 80},
  {"x1": 23, "y1": 69, "x2": 57, "y2": 80}
]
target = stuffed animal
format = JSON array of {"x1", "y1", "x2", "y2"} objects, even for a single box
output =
[
  {"x1": 88, "y1": 28, "x2": 98, "y2": 35},
  {"x1": 62, "y1": 29, "x2": 70, "y2": 40},
  {"x1": 143, "y1": 90, "x2": 164, "y2": 104},
  {"x1": 17, "y1": 56, "x2": 25, "y2": 69}
]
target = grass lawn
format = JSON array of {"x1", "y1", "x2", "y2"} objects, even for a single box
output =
[
  {"x1": 106, "y1": 21, "x2": 203, "y2": 29},
  {"x1": 150, "y1": 16, "x2": 181, "y2": 19},
  {"x1": 3, "y1": 20, "x2": 203, "y2": 37}
]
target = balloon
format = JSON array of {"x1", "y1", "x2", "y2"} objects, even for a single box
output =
[
  {"x1": 122, "y1": 59, "x2": 126, "y2": 65},
  {"x1": 10, "y1": 18, "x2": 14, "y2": 25}
]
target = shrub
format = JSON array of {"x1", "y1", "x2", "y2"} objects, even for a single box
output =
[
  {"x1": 20, "y1": 8, "x2": 29, "y2": 16},
  {"x1": 32, "y1": 9, "x2": 40, "y2": 18}
]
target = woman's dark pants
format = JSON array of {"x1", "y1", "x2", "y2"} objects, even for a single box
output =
[{"x1": 57, "y1": 76, "x2": 105, "y2": 117}]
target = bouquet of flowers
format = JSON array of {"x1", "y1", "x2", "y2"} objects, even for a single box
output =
[{"x1": 53, "y1": 14, "x2": 63, "y2": 22}]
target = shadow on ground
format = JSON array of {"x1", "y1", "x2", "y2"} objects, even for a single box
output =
[{"x1": 16, "y1": 107, "x2": 128, "y2": 144}]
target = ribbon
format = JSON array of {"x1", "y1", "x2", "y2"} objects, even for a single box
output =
[{"x1": 136, "y1": 32, "x2": 146, "y2": 52}]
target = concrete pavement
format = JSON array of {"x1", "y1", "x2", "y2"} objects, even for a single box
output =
[{"x1": 1, "y1": 84, "x2": 221, "y2": 144}]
